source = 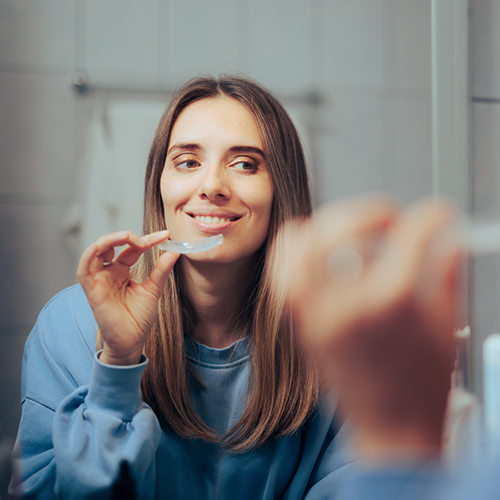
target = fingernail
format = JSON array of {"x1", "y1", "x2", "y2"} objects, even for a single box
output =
[
  {"x1": 86, "y1": 243, "x2": 96, "y2": 253},
  {"x1": 116, "y1": 231, "x2": 128, "y2": 238}
]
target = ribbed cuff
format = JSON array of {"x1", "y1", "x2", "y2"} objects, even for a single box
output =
[{"x1": 85, "y1": 350, "x2": 148, "y2": 421}]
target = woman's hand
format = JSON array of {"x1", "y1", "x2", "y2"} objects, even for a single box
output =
[
  {"x1": 77, "y1": 230, "x2": 180, "y2": 366},
  {"x1": 289, "y1": 198, "x2": 463, "y2": 458}
]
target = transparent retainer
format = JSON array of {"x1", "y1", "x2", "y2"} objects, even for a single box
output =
[{"x1": 157, "y1": 234, "x2": 223, "y2": 254}]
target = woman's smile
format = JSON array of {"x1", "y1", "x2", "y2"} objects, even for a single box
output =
[
  {"x1": 160, "y1": 96, "x2": 274, "y2": 263},
  {"x1": 186, "y1": 211, "x2": 243, "y2": 232}
]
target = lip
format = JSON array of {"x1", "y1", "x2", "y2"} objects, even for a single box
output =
[
  {"x1": 185, "y1": 208, "x2": 243, "y2": 219},
  {"x1": 184, "y1": 210, "x2": 244, "y2": 234}
]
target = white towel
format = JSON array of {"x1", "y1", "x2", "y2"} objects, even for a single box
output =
[{"x1": 64, "y1": 96, "x2": 166, "y2": 257}]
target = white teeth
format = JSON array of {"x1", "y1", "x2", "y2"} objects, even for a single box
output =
[{"x1": 194, "y1": 215, "x2": 229, "y2": 224}]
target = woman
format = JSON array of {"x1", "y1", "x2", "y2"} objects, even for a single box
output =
[{"x1": 12, "y1": 76, "x2": 353, "y2": 500}]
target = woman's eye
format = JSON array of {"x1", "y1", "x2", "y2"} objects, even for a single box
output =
[
  {"x1": 177, "y1": 160, "x2": 199, "y2": 169},
  {"x1": 233, "y1": 161, "x2": 257, "y2": 171}
]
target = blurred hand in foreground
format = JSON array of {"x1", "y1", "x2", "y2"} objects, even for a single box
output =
[{"x1": 289, "y1": 197, "x2": 464, "y2": 460}]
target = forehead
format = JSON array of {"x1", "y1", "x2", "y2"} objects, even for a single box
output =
[{"x1": 169, "y1": 97, "x2": 263, "y2": 147}]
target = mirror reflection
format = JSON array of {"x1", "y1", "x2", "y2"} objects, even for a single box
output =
[{"x1": 2, "y1": 1, "x2": 498, "y2": 499}]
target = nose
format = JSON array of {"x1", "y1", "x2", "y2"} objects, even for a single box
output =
[{"x1": 197, "y1": 163, "x2": 231, "y2": 201}]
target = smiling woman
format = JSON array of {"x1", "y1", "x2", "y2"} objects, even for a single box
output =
[
  {"x1": 160, "y1": 97, "x2": 274, "y2": 267},
  {"x1": 11, "y1": 76, "x2": 354, "y2": 500}
]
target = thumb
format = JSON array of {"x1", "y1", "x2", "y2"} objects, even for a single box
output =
[{"x1": 142, "y1": 252, "x2": 180, "y2": 299}]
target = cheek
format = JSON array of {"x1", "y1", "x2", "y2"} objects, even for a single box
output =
[
  {"x1": 160, "y1": 173, "x2": 184, "y2": 212},
  {"x1": 253, "y1": 182, "x2": 274, "y2": 215},
  {"x1": 246, "y1": 183, "x2": 274, "y2": 228},
  {"x1": 160, "y1": 173, "x2": 179, "y2": 230}
]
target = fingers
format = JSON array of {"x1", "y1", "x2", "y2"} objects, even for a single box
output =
[
  {"x1": 92, "y1": 232, "x2": 142, "y2": 275},
  {"x1": 369, "y1": 199, "x2": 458, "y2": 306},
  {"x1": 76, "y1": 242, "x2": 99, "y2": 285},
  {"x1": 289, "y1": 197, "x2": 463, "y2": 347},
  {"x1": 141, "y1": 250, "x2": 180, "y2": 299},
  {"x1": 289, "y1": 198, "x2": 398, "y2": 307},
  {"x1": 77, "y1": 230, "x2": 170, "y2": 283},
  {"x1": 312, "y1": 196, "x2": 398, "y2": 237},
  {"x1": 114, "y1": 230, "x2": 170, "y2": 267}
]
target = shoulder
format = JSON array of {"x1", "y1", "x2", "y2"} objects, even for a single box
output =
[
  {"x1": 40, "y1": 284, "x2": 93, "y2": 317},
  {"x1": 23, "y1": 285, "x2": 97, "y2": 403},
  {"x1": 32, "y1": 284, "x2": 97, "y2": 352}
]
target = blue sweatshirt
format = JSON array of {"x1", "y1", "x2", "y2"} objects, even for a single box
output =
[
  {"x1": 338, "y1": 452, "x2": 500, "y2": 500},
  {"x1": 11, "y1": 285, "x2": 355, "y2": 500}
]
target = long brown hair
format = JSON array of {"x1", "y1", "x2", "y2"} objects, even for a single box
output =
[{"x1": 133, "y1": 75, "x2": 319, "y2": 451}]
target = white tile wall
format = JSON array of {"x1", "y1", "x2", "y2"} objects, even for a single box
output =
[
  {"x1": 0, "y1": 73, "x2": 76, "y2": 197},
  {"x1": 0, "y1": 0, "x2": 76, "y2": 70},
  {"x1": 247, "y1": 0, "x2": 313, "y2": 94},
  {"x1": 323, "y1": 0, "x2": 391, "y2": 91},
  {"x1": 392, "y1": 0, "x2": 432, "y2": 93},
  {"x1": 164, "y1": 0, "x2": 242, "y2": 85},
  {"x1": 392, "y1": 98, "x2": 433, "y2": 204},
  {"x1": 471, "y1": 0, "x2": 500, "y2": 99},
  {"x1": 473, "y1": 103, "x2": 500, "y2": 218},
  {"x1": 314, "y1": 93, "x2": 389, "y2": 204},
  {"x1": 84, "y1": 0, "x2": 160, "y2": 84}
]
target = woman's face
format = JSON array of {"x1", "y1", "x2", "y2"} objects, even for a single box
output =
[{"x1": 160, "y1": 96, "x2": 274, "y2": 264}]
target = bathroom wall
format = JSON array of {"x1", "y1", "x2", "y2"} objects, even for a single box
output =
[
  {"x1": 0, "y1": 0, "x2": 433, "y2": 439},
  {"x1": 470, "y1": 0, "x2": 500, "y2": 397}
]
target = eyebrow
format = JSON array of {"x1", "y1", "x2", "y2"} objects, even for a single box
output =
[
  {"x1": 228, "y1": 146, "x2": 265, "y2": 158},
  {"x1": 167, "y1": 143, "x2": 265, "y2": 159},
  {"x1": 167, "y1": 143, "x2": 201, "y2": 155}
]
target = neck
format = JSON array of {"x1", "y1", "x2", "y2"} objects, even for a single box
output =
[{"x1": 179, "y1": 255, "x2": 259, "y2": 348}]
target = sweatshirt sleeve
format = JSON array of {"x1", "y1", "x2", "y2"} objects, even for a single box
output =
[
  {"x1": 53, "y1": 354, "x2": 161, "y2": 500},
  {"x1": 11, "y1": 286, "x2": 161, "y2": 500},
  {"x1": 333, "y1": 461, "x2": 446, "y2": 500}
]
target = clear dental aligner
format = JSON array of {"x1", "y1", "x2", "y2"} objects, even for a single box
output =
[{"x1": 157, "y1": 234, "x2": 223, "y2": 254}]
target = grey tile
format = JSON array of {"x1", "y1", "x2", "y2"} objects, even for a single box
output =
[
  {"x1": 84, "y1": 0, "x2": 160, "y2": 84},
  {"x1": 0, "y1": 204, "x2": 78, "y2": 326},
  {"x1": 392, "y1": 98, "x2": 433, "y2": 204},
  {"x1": 0, "y1": 72, "x2": 77, "y2": 196},
  {"x1": 163, "y1": 0, "x2": 241, "y2": 85},
  {"x1": 313, "y1": 92, "x2": 390, "y2": 205},
  {"x1": 246, "y1": 0, "x2": 313, "y2": 94},
  {"x1": 0, "y1": 0, "x2": 76, "y2": 70},
  {"x1": 0, "y1": 330, "x2": 30, "y2": 439},
  {"x1": 471, "y1": 0, "x2": 500, "y2": 99},
  {"x1": 472, "y1": 103, "x2": 500, "y2": 218},
  {"x1": 323, "y1": 0, "x2": 391, "y2": 91},
  {"x1": 392, "y1": 0, "x2": 432, "y2": 93}
]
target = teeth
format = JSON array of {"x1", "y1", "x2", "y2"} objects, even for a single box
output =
[{"x1": 194, "y1": 215, "x2": 230, "y2": 224}]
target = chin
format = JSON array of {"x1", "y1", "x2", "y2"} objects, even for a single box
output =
[{"x1": 183, "y1": 247, "x2": 260, "y2": 266}]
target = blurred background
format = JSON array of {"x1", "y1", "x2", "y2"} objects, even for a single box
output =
[{"x1": 0, "y1": 0, "x2": 498, "y2": 443}]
